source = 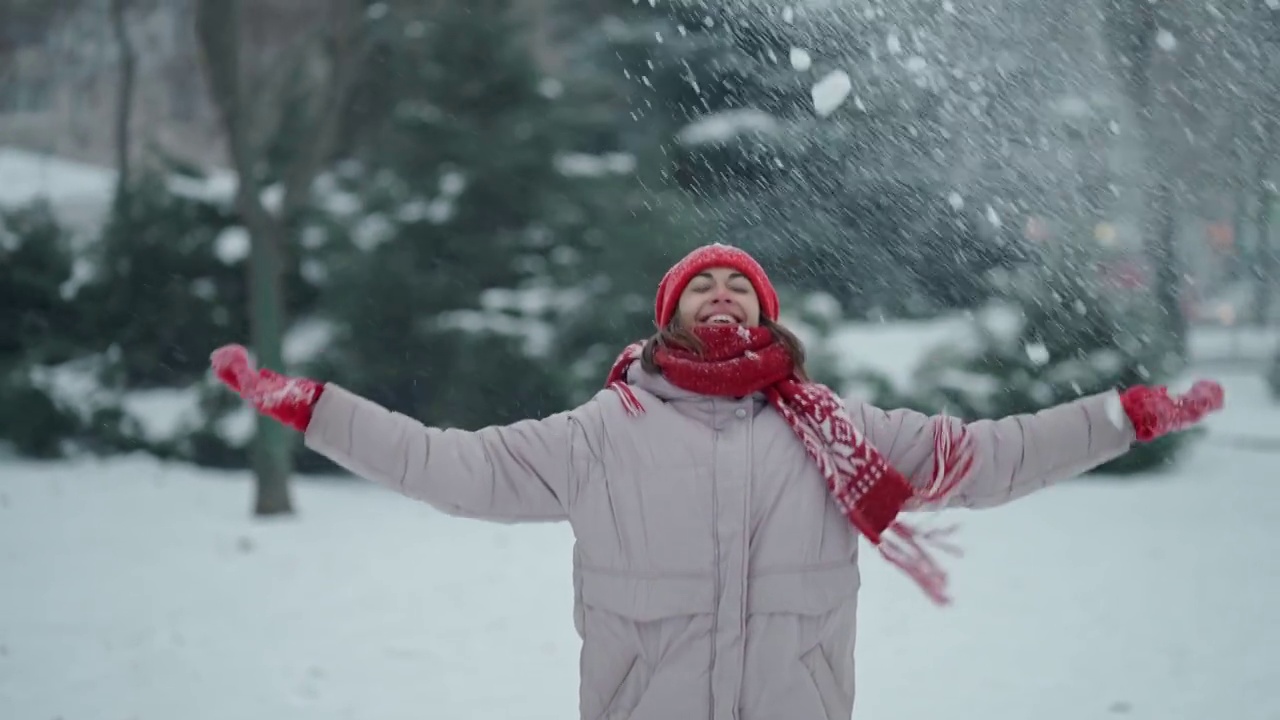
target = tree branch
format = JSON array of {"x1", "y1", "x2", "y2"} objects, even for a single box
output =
[
  {"x1": 196, "y1": 0, "x2": 367, "y2": 234},
  {"x1": 243, "y1": 25, "x2": 326, "y2": 164},
  {"x1": 109, "y1": 0, "x2": 136, "y2": 195},
  {"x1": 278, "y1": 0, "x2": 369, "y2": 221},
  {"x1": 195, "y1": 0, "x2": 278, "y2": 234}
]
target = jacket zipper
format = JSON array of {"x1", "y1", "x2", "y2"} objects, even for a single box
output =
[
  {"x1": 709, "y1": 400, "x2": 721, "y2": 718},
  {"x1": 734, "y1": 404, "x2": 752, "y2": 720}
]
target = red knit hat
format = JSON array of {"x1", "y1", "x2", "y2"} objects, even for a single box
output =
[{"x1": 654, "y1": 243, "x2": 780, "y2": 327}]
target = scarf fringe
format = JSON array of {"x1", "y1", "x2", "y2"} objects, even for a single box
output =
[
  {"x1": 917, "y1": 420, "x2": 975, "y2": 503},
  {"x1": 877, "y1": 520, "x2": 964, "y2": 606},
  {"x1": 872, "y1": 421, "x2": 973, "y2": 605},
  {"x1": 609, "y1": 381, "x2": 645, "y2": 416}
]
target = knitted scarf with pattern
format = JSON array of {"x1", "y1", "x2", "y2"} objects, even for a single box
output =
[{"x1": 604, "y1": 324, "x2": 974, "y2": 605}]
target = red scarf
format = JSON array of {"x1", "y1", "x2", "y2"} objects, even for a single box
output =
[{"x1": 605, "y1": 325, "x2": 975, "y2": 605}]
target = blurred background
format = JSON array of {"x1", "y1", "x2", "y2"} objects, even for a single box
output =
[{"x1": 1, "y1": 0, "x2": 1279, "y2": 718}]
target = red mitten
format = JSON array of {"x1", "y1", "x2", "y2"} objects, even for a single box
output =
[
  {"x1": 1119, "y1": 380, "x2": 1225, "y2": 442},
  {"x1": 210, "y1": 344, "x2": 324, "y2": 433}
]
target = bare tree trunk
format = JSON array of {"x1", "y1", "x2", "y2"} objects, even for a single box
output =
[
  {"x1": 195, "y1": 0, "x2": 294, "y2": 516},
  {"x1": 1148, "y1": 179, "x2": 1186, "y2": 352},
  {"x1": 1227, "y1": 189, "x2": 1246, "y2": 285},
  {"x1": 109, "y1": 0, "x2": 135, "y2": 203},
  {"x1": 1227, "y1": 116, "x2": 1254, "y2": 288},
  {"x1": 1245, "y1": 107, "x2": 1279, "y2": 326},
  {"x1": 246, "y1": 214, "x2": 293, "y2": 516},
  {"x1": 195, "y1": 0, "x2": 367, "y2": 516},
  {"x1": 1253, "y1": 160, "x2": 1277, "y2": 326},
  {"x1": 1102, "y1": 0, "x2": 1186, "y2": 360}
]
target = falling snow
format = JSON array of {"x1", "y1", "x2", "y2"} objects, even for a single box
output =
[
  {"x1": 5, "y1": 2, "x2": 1280, "y2": 714},
  {"x1": 886, "y1": 31, "x2": 902, "y2": 55},
  {"x1": 1024, "y1": 342, "x2": 1050, "y2": 366},
  {"x1": 790, "y1": 48, "x2": 812, "y2": 71},
  {"x1": 677, "y1": 109, "x2": 780, "y2": 146},
  {"x1": 811, "y1": 70, "x2": 853, "y2": 117}
]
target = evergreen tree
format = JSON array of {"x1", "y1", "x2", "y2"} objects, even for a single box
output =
[
  {"x1": 0, "y1": 203, "x2": 85, "y2": 457},
  {"x1": 312, "y1": 0, "x2": 710, "y2": 428},
  {"x1": 77, "y1": 171, "x2": 249, "y2": 388},
  {"x1": 0, "y1": 167, "x2": 326, "y2": 465},
  {"x1": 854, "y1": 245, "x2": 1191, "y2": 474}
]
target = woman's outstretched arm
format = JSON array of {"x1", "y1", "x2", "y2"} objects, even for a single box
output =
[
  {"x1": 212, "y1": 344, "x2": 591, "y2": 523},
  {"x1": 847, "y1": 381, "x2": 1223, "y2": 509}
]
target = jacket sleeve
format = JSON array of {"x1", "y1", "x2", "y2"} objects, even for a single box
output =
[
  {"x1": 848, "y1": 390, "x2": 1137, "y2": 510},
  {"x1": 303, "y1": 383, "x2": 589, "y2": 522}
]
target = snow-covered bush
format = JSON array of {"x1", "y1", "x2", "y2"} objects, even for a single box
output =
[{"x1": 0, "y1": 173, "x2": 322, "y2": 467}]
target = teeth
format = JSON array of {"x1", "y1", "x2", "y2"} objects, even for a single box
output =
[{"x1": 707, "y1": 314, "x2": 738, "y2": 325}]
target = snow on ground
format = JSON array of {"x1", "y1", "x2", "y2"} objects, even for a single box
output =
[
  {"x1": 1, "y1": 370, "x2": 1278, "y2": 720},
  {"x1": 0, "y1": 146, "x2": 116, "y2": 231},
  {"x1": 0, "y1": 145, "x2": 240, "y2": 236},
  {"x1": 0, "y1": 147, "x2": 116, "y2": 208}
]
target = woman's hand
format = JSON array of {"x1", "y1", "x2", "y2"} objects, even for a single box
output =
[
  {"x1": 210, "y1": 344, "x2": 324, "y2": 433},
  {"x1": 1120, "y1": 380, "x2": 1225, "y2": 442}
]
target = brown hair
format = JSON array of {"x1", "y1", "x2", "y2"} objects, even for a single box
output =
[{"x1": 640, "y1": 317, "x2": 811, "y2": 382}]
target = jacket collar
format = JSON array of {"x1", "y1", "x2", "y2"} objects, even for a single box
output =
[{"x1": 624, "y1": 361, "x2": 766, "y2": 429}]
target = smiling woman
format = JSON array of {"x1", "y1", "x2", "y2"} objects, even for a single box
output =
[
  {"x1": 208, "y1": 242, "x2": 1224, "y2": 720},
  {"x1": 639, "y1": 244, "x2": 812, "y2": 383},
  {"x1": 681, "y1": 267, "x2": 761, "y2": 326}
]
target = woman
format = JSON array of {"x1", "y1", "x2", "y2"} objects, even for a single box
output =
[{"x1": 211, "y1": 243, "x2": 1223, "y2": 720}]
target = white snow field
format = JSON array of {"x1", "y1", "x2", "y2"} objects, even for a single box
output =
[{"x1": 2, "y1": 370, "x2": 1278, "y2": 720}]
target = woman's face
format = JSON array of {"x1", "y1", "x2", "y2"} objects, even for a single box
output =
[{"x1": 675, "y1": 266, "x2": 762, "y2": 328}]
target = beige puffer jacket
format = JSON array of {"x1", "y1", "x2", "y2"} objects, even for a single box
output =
[{"x1": 304, "y1": 362, "x2": 1136, "y2": 720}]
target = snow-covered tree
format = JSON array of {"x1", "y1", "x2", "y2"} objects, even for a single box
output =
[{"x1": 311, "y1": 0, "x2": 711, "y2": 431}]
